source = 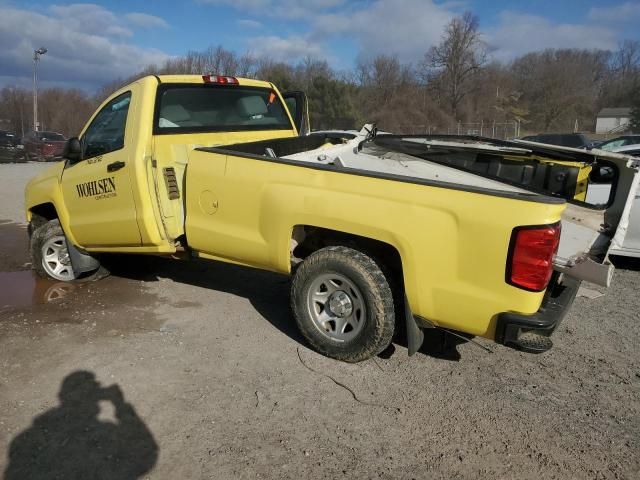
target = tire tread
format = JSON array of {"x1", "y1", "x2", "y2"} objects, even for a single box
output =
[
  {"x1": 30, "y1": 219, "x2": 108, "y2": 282},
  {"x1": 291, "y1": 246, "x2": 395, "y2": 362}
]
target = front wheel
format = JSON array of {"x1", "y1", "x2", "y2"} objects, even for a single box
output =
[
  {"x1": 291, "y1": 246, "x2": 395, "y2": 362},
  {"x1": 30, "y1": 219, "x2": 107, "y2": 282}
]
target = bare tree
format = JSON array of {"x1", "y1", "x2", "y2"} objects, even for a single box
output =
[
  {"x1": 424, "y1": 12, "x2": 487, "y2": 120},
  {"x1": 613, "y1": 40, "x2": 640, "y2": 79},
  {"x1": 0, "y1": 86, "x2": 95, "y2": 137},
  {"x1": 0, "y1": 87, "x2": 30, "y2": 136},
  {"x1": 512, "y1": 49, "x2": 610, "y2": 132},
  {"x1": 600, "y1": 40, "x2": 640, "y2": 108},
  {"x1": 630, "y1": 82, "x2": 640, "y2": 133},
  {"x1": 5, "y1": 29, "x2": 640, "y2": 141},
  {"x1": 354, "y1": 54, "x2": 450, "y2": 132},
  {"x1": 38, "y1": 88, "x2": 96, "y2": 136}
]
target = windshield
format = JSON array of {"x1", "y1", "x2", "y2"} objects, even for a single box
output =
[
  {"x1": 155, "y1": 85, "x2": 292, "y2": 134},
  {"x1": 600, "y1": 137, "x2": 639, "y2": 151}
]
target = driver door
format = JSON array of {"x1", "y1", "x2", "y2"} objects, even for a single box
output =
[{"x1": 60, "y1": 88, "x2": 141, "y2": 247}]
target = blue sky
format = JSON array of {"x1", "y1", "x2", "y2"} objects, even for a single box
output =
[{"x1": 1, "y1": 0, "x2": 639, "y2": 91}]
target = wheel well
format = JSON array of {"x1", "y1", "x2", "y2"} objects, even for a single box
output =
[
  {"x1": 291, "y1": 225, "x2": 404, "y2": 281},
  {"x1": 29, "y1": 203, "x2": 58, "y2": 232}
]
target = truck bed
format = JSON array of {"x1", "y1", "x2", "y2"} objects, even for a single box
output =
[
  {"x1": 207, "y1": 132, "x2": 553, "y2": 203},
  {"x1": 196, "y1": 128, "x2": 639, "y2": 287}
]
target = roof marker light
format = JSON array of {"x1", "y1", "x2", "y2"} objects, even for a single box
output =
[{"x1": 202, "y1": 74, "x2": 239, "y2": 85}]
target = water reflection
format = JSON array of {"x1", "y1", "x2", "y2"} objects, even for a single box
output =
[{"x1": 0, "y1": 270, "x2": 75, "y2": 309}]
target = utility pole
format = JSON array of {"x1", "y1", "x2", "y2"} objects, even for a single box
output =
[{"x1": 33, "y1": 47, "x2": 47, "y2": 132}]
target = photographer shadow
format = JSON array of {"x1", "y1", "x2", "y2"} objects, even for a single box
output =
[{"x1": 3, "y1": 371, "x2": 158, "y2": 480}]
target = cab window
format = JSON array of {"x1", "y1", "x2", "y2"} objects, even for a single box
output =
[
  {"x1": 82, "y1": 92, "x2": 131, "y2": 159},
  {"x1": 154, "y1": 85, "x2": 292, "y2": 134}
]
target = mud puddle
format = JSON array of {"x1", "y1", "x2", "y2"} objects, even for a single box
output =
[
  {"x1": 1, "y1": 273, "x2": 166, "y2": 336},
  {"x1": 0, "y1": 220, "x2": 30, "y2": 271},
  {"x1": 0, "y1": 270, "x2": 75, "y2": 308},
  {"x1": 0, "y1": 221, "x2": 165, "y2": 336}
]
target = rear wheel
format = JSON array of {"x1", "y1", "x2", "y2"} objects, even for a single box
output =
[
  {"x1": 291, "y1": 246, "x2": 395, "y2": 362},
  {"x1": 30, "y1": 219, "x2": 107, "y2": 282}
]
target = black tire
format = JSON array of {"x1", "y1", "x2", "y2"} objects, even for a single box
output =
[
  {"x1": 291, "y1": 246, "x2": 395, "y2": 362},
  {"x1": 30, "y1": 219, "x2": 108, "y2": 282}
]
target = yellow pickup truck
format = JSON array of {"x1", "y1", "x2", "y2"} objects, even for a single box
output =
[{"x1": 24, "y1": 74, "x2": 640, "y2": 362}]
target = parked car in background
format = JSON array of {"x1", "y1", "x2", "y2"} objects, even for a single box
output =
[
  {"x1": 586, "y1": 139, "x2": 605, "y2": 149},
  {"x1": 0, "y1": 130, "x2": 24, "y2": 163},
  {"x1": 610, "y1": 144, "x2": 640, "y2": 157},
  {"x1": 0, "y1": 130, "x2": 18, "y2": 147},
  {"x1": 597, "y1": 135, "x2": 640, "y2": 151},
  {"x1": 22, "y1": 131, "x2": 66, "y2": 161},
  {"x1": 518, "y1": 133, "x2": 591, "y2": 149}
]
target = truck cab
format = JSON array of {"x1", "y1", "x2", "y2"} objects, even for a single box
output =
[{"x1": 26, "y1": 75, "x2": 307, "y2": 254}]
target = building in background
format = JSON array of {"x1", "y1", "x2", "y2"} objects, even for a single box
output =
[{"x1": 595, "y1": 107, "x2": 632, "y2": 134}]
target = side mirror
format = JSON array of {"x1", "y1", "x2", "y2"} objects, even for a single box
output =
[
  {"x1": 589, "y1": 165, "x2": 615, "y2": 184},
  {"x1": 63, "y1": 137, "x2": 82, "y2": 163},
  {"x1": 282, "y1": 91, "x2": 310, "y2": 136}
]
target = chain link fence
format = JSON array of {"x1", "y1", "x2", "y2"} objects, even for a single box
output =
[{"x1": 396, "y1": 121, "x2": 521, "y2": 139}]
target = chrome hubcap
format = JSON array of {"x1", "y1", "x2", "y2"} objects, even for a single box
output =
[
  {"x1": 328, "y1": 291, "x2": 353, "y2": 317},
  {"x1": 41, "y1": 236, "x2": 76, "y2": 281},
  {"x1": 307, "y1": 273, "x2": 366, "y2": 342}
]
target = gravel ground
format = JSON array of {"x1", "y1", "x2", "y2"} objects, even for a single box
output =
[{"x1": 1, "y1": 162, "x2": 639, "y2": 479}]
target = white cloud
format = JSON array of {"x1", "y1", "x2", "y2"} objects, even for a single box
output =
[
  {"x1": 235, "y1": 0, "x2": 459, "y2": 65},
  {"x1": 248, "y1": 35, "x2": 326, "y2": 61},
  {"x1": 486, "y1": 12, "x2": 619, "y2": 61},
  {"x1": 204, "y1": 0, "x2": 633, "y2": 65},
  {"x1": 0, "y1": 5, "x2": 170, "y2": 89},
  {"x1": 49, "y1": 3, "x2": 133, "y2": 38},
  {"x1": 209, "y1": 0, "x2": 458, "y2": 63},
  {"x1": 198, "y1": 0, "x2": 346, "y2": 19},
  {"x1": 125, "y1": 12, "x2": 169, "y2": 29},
  {"x1": 313, "y1": 0, "x2": 456, "y2": 62},
  {"x1": 197, "y1": 0, "x2": 271, "y2": 8},
  {"x1": 1, "y1": 0, "x2": 632, "y2": 91},
  {"x1": 588, "y1": 2, "x2": 640, "y2": 23},
  {"x1": 237, "y1": 19, "x2": 263, "y2": 28}
]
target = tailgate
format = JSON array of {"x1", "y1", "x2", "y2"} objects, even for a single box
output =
[{"x1": 554, "y1": 151, "x2": 640, "y2": 285}]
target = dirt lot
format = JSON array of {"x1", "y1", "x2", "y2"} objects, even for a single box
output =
[{"x1": 1, "y1": 162, "x2": 639, "y2": 479}]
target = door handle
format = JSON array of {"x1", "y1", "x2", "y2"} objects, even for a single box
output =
[{"x1": 107, "y1": 161, "x2": 125, "y2": 172}]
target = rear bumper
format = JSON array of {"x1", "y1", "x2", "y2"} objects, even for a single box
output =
[{"x1": 495, "y1": 274, "x2": 581, "y2": 352}]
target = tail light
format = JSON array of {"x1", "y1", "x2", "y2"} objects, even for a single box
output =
[
  {"x1": 202, "y1": 75, "x2": 238, "y2": 84},
  {"x1": 506, "y1": 223, "x2": 561, "y2": 292}
]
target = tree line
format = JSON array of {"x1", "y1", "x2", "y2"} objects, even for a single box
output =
[{"x1": 2, "y1": 12, "x2": 639, "y2": 138}]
